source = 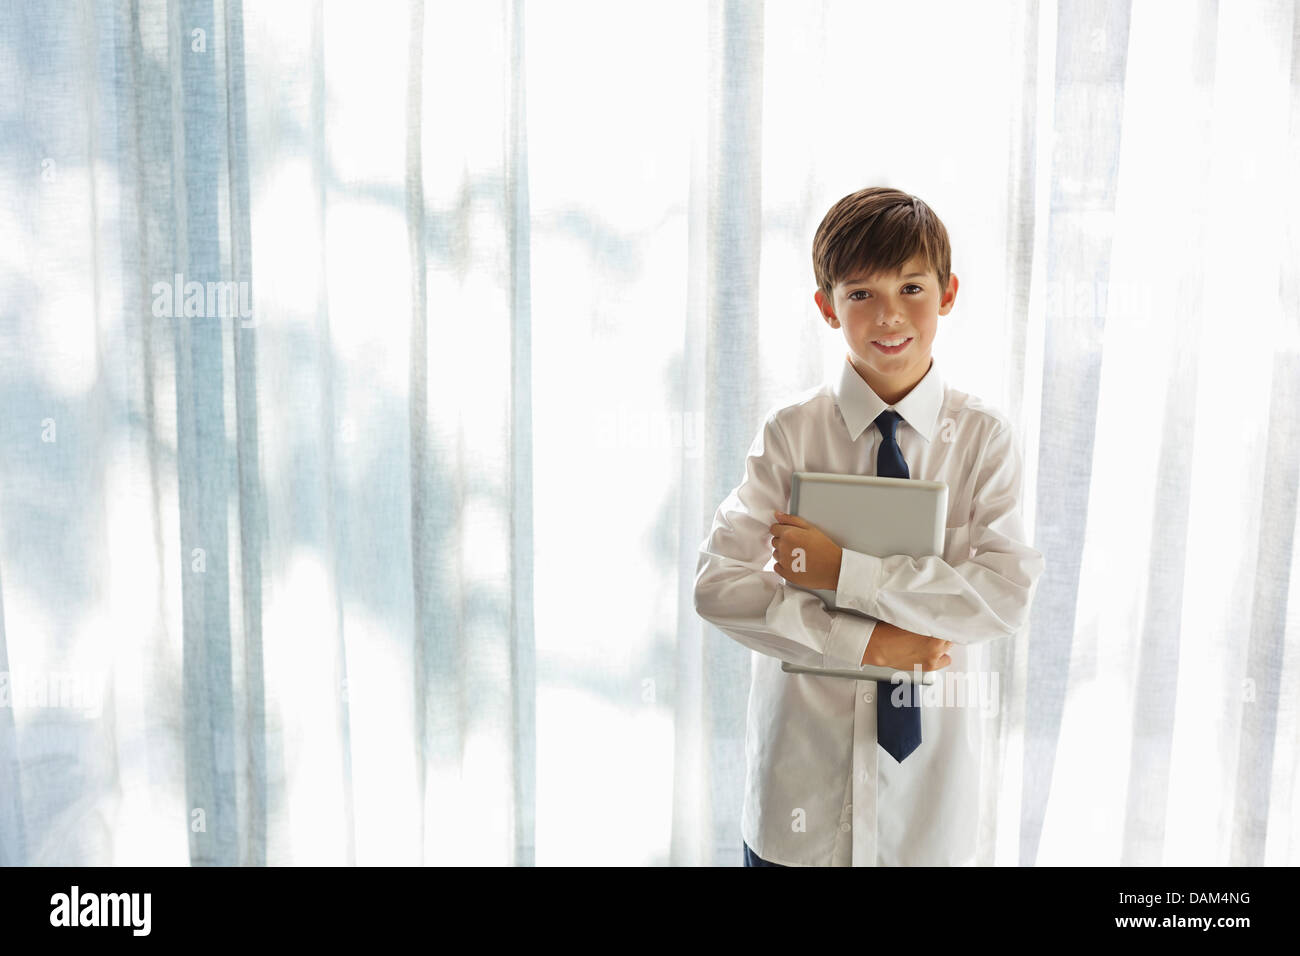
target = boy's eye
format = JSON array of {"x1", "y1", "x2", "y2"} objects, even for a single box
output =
[{"x1": 849, "y1": 284, "x2": 922, "y2": 300}]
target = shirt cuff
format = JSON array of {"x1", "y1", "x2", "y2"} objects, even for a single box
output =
[
  {"x1": 824, "y1": 613, "x2": 877, "y2": 669},
  {"x1": 834, "y1": 548, "x2": 883, "y2": 616}
]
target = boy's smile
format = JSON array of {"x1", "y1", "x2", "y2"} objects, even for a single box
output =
[{"x1": 814, "y1": 253, "x2": 959, "y2": 406}]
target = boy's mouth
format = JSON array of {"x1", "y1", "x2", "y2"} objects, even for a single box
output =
[{"x1": 871, "y1": 336, "x2": 913, "y2": 355}]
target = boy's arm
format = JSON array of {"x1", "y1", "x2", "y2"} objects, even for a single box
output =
[
  {"x1": 832, "y1": 420, "x2": 1045, "y2": 645},
  {"x1": 694, "y1": 413, "x2": 879, "y2": 670}
]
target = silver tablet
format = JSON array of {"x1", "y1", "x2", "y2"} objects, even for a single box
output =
[
  {"x1": 781, "y1": 471, "x2": 949, "y2": 686},
  {"x1": 782, "y1": 660, "x2": 940, "y2": 685}
]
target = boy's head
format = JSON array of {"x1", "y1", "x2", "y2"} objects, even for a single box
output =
[{"x1": 812, "y1": 187, "x2": 958, "y2": 403}]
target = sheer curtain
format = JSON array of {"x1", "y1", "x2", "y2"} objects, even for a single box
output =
[{"x1": 0, "y1": 0, "x2": 1296, "y2": 867}]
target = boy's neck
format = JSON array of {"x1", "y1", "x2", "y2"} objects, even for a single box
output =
[{"x1": 849, "y1": 353, "x2": 932, "y2": 406}]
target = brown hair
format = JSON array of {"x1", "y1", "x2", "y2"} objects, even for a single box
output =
[{"x1": 812, "y1": 187, "x2": 951, "y2": 305}]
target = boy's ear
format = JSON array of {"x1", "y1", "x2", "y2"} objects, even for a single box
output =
[
  {"x1": 814, "y1": 288, "x2": 840, "y2": 327},
  {"x1": 938, "y1": 273, "x2": 959, "y2": 314}
]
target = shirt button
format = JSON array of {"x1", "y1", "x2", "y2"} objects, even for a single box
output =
[
  {"x1": 863, "y1": 692, "x2": 873, "y2": 703},
  {"x1": 840, "y1": 822, "x2": 851, "y2": 832}
]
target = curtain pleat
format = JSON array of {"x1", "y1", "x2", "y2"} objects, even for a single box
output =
[
  {"x1": 1024, "y1": 0, "x2": 1134, "y2": 866},
  {"x1": 1118, "y1": 0, "x2": 1217, "y2": 867},
  {"x1": 1232, "y1": 0, "x2": 1300, "y2": 866},
  {"x1": 698, "y1": 0, "x2": 765, "y2": 867},
  {"x1": 503, "y1": 0, "x2": 537, "y2": 869}
]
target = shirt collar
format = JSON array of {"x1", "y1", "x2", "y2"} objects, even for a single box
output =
[{"x1": 831, "y1": 353, "x2": 945, "y2": 444}]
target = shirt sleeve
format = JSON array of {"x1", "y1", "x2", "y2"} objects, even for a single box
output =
[
  {"x1": 832, "y1": 419, "x2": 1045, "y2": 645},
  {"x1": 694, "y1": 413, "x2": 878, "y2": 670}
]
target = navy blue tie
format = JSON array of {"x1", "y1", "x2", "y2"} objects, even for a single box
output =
[{"x1": 873, "y1": 409, "x2": 922, "y2": 762}]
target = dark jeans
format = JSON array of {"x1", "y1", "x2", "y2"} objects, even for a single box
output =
[{"x1": 742, "y1": 840, "x2": 788, "y2": 867}]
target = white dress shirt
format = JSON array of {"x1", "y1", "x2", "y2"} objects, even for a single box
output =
[{"x1": 694, "y1": 354, "x2": 1045, "y2": 866}]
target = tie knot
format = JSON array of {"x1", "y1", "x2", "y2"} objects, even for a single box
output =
[{"x1": 874, "y1": 409, "x2": 903, "y2": 440}]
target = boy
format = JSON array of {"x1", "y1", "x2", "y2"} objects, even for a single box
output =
[{"x1": 693, "y1": 187, "x2": 1045, "y2": 866}]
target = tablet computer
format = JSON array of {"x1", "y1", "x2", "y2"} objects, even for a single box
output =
[{"x1": 780, "y1": 471, "x2": 948, "y2": 686}]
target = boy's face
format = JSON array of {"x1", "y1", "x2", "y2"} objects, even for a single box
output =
[{"x1": 814, "y1": 254, "x2": 958, "y2": 403}]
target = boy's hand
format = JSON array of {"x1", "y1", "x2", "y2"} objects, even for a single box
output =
[
  {"x1": 862, "y1": 620, "x2": 953, "y2": 670},
  {"x1": 769, "y1": 511, "x2": 843, "y2": 591}
]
